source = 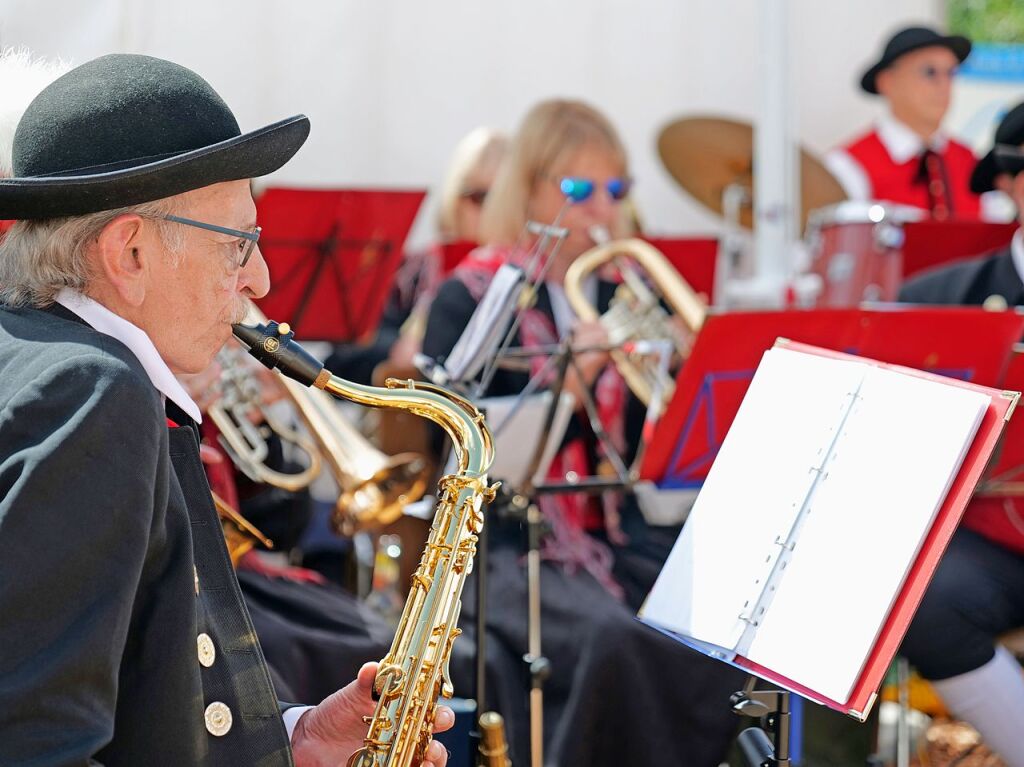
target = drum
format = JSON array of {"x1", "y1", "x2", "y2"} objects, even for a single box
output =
[{"x1": 804, "y1": 201, "x2": 923, "y2": 307}]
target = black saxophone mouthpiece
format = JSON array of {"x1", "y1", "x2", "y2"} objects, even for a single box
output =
[{"x1": 231, "y1": 320, "x2": 325, "y2": 388}]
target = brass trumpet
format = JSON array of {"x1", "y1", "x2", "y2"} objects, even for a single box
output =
[{"x1": 564, "y1": 235, "x2": 706, "y2": 413}]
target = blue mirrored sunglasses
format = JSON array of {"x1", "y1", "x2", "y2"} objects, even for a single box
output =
[
  {"x1": 559, "y1": 176, "x2": 633, "y2": 203},
  {"x1": 162, "y1": 214, "x2": 262, "y2": 268}
]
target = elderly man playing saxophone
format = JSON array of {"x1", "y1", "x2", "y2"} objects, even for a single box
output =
[{"x1": 0, "y1": 53, "x2": 451, "y2": 766}]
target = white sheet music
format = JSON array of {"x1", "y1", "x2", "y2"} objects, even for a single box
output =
[
  {"x1": 442, "y1": 264, "x2": 524, "y2": 383},
  {"x1": 640, "y1": 346, "x2": 988, "y2": 704}
]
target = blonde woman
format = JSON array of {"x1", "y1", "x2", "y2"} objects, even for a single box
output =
[{"x1": 422, "y1": 99, "x2": 743, "y2": 767}]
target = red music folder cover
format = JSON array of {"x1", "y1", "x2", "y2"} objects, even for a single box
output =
[
  {"x1": 253, "y1": 187, "x2": 426, "y2": 342},
  {"x1": 640, "y1": 337, "x2": 1018, "y2": 718}
]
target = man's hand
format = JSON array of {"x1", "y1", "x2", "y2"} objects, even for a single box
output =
[{"x1": 291, "y1": 662, "x2": 454, "y2": 767}]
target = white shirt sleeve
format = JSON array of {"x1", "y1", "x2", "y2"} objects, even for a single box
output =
[
  {"x1": 282, "y1": 705, "x2": 315, "y2": 741},
  {"x1": 823, "y1": 148, "x2": 873, "y2": 201}
]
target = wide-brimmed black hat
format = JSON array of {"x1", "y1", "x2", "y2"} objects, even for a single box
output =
[
  {"x1": 860, "y1": 26, "x2": 971, "y2": 95},
  {"x1": 0, "y1": 53, "x2": 309, "y2": 219},
  {"x1": 971, "y1": 102, "x2": 1024, "y2": 192}
]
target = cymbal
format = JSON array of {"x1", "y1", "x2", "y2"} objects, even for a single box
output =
[{"x1": 657, "y1": 116, "x2": 846, "y2": 231}]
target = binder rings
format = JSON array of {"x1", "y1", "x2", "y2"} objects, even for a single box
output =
[{"x1": 639, "y1": 339, "x2": 1018, "y2": 719}]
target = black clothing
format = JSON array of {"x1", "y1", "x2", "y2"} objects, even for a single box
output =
[
  {"x1": 899, "y1": 245, "x2": 1023, "y2": 306},
  {"x1": 901, "y1": 529, "x2": 1024, "y2": 679},
  {"x1": 0, "y1": 304, "x2": 292, "y2": 765},
  {"x1": 423, "y1": 275, "x2": 745, "y2": 767}
]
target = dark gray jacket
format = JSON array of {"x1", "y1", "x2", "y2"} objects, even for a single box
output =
[
  {"x1": 0, "y1": 304, "x2": 293, "y2": 766},
  {"x1": 899, "y1": 244, "x2": 1023, "y2": 307}
]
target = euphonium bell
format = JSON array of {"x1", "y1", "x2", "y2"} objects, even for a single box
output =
[
  {"x1": 564, "y1": 229, "x2": 706, "y2": 414},
  {"x1": 244, "y1": 304, "x2": 430, "y2": 535},
  {"x1": 208, "y1": 345, "x2": 323, "y2": 493}
]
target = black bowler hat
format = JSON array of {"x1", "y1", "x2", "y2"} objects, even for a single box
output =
[
  {"x1": 971, "y1": 102, "x2": 1024, "y2": 193},
  {"x1": 860, "y1": 26, "x2": 971, "y2": 95},
  {"x1": 0, "y1": 53, "x2": 309, "y2": 219}
]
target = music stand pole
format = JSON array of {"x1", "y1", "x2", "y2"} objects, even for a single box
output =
[
  {"x1": 469, "y1": 502, "x2": 489, "y2": 757},
  {"x1": 524, "y1": 499, "x2": 549, "y2": 767},
  {"x1": 731, "y1": 677, "x2": 792, "y2": 767}
]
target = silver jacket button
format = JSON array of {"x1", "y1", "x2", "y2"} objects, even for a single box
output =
[
  {"x1": 197, "y1": 633, "x2": 216, "y2": 668},
  {"x1": 205, "y1": 701, "x2": 233, "y2": 736}
]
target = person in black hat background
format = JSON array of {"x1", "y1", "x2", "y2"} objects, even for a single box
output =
[
  {"x1": 895, "y1": 104, "x2": 1024, "y2": 767},
  {"x1": 824, "y1": 25, "x2": 982, "y2": 220},
  {"x1": 0, "y1": 53, "x2": 451, "y2": 766}
]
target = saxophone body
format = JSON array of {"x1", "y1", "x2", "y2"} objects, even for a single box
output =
[{"x1": 232, "y1": 319, "x2": 497, "y2": 767}]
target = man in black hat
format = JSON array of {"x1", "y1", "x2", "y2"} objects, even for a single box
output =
[
  {"x1": 895, "y1": 104, "x2": 1024, "y2": 767},
  {"x1": 0, "y1": 54, "x2": 450, "y2": 766},
  {"x1": 824, "y1": 25, "x2": 982, "y2": 220}
]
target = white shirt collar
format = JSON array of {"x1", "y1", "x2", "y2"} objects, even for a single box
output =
[
  {"x1": 55, "y1": 288, "x2": 202, "y2": 424},
  {"x1": 1011, "y1": 229, "x2": 1024, "y2": 291},
  {"x1": 877, "y1": 112, "x2": 947, "y2": 164}
]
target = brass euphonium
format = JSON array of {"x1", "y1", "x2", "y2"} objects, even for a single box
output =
[
  {"x1": 240, "y1": 305, "x2": 431, "y2": 534},
  {"x1": 232, "y1": 319, "x2": 497, "y2": 767},
  {"x1": 564, "y1": 230, "x2": 707, "y2": 413},
  {"x1": 209, "y1": 344, "x2": 323, "y2": 493}
]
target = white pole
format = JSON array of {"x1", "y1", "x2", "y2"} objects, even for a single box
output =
[{"x1": 747, "y1": 0, "x2": 797, "y2": 307}]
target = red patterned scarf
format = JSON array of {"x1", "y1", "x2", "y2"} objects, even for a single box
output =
[{"x1": 453, "y1": 245, "x2": 628, "y2": 597}]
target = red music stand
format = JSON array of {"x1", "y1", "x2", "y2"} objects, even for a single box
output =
[
  {"x1": 901, "y1": 220, "x2": 1017, "y2": 280},
  {"x1": 643, "y1": 236, "x2": 718, "y2": 302},
  {"x1": 254, "y1": 188, "x2": 426, "y2": 342},
  {"x1": 641, "y1": 307, "x2": 1024, "y2": 490}
]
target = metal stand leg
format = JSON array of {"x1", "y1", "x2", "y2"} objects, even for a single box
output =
[
  {"x1": 523, "y1": 502, "x2": 550, "y2": 767},
  {"x1": 896, "y1": 657, "x2": 910, "y2": 767}
]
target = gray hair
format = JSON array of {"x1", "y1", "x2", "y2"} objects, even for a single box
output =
[{"x1": 0, "y1": 197, "x2": 185, "y2": 308}]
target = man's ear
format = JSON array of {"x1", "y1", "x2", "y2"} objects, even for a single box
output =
[
  {"x1": 994, "y1": 173, "x2": 1014, "y2": 196},
  {"x1": 94, "y1": 214, "x2": 148, "y2": 306}
]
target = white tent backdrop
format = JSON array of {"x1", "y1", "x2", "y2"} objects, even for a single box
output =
[{"x1": 1, "y1": 0, "x2": 952, "y2": 248}]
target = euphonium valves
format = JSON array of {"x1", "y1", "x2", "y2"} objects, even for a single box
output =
[{"x1": 564, "y1": 236, "x2": 707, "y2": 413}]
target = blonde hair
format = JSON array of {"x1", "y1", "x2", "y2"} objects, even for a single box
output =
[
  {"x1": 478, "y1": 99, "x2": 628, "y2": 246},
  {"x1": 0, "y1": 198, "x2": 185, "y2": 308},
  {"x1": 436, "y1": 127, "x2": 509, "y2": 240}
]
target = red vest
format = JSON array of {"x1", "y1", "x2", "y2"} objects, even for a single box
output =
[{"x1": 843, "y1": 130, "x2": 981, "y2": 220}]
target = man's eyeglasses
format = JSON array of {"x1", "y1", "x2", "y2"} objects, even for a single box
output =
[
  {"x1": 917, "y1": 64, "x2": 958, "y2": 82},
  {"x1": 558, "y1": 176, "x2": 633, "y2": 203},
  {"x1": 162, "y1": 214, "x2": 262, "y2": 268}
]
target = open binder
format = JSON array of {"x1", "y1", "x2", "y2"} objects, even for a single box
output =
[{"x1": 639, "y1": 339, "x2": 1018, "y2": 719}]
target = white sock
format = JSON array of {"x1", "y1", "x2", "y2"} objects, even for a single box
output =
[{"x1": 931, "y1": 646, "x2": 1024, "y2": 767}]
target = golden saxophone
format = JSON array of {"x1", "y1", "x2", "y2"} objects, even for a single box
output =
[{"x1": 232, "y1": 319, "x2": 497, "y2": 767}]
